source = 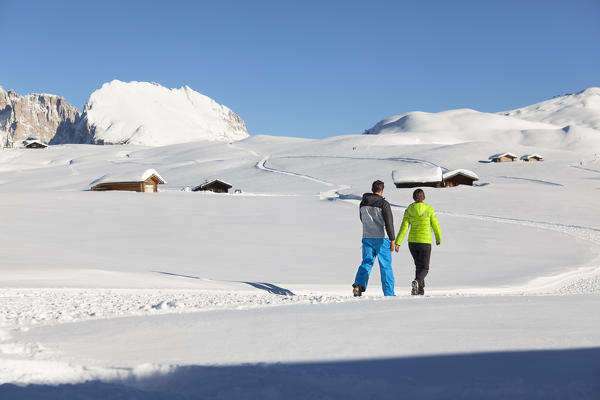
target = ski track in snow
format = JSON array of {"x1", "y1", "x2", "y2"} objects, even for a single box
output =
[
  {"x1": 497, "y1": 175, "x2": 563, "y2": 186},
  {"x1": 257, "y1": 156, "x2": 335, "y2": 187},
  {"x1": 435, "y1": 211, "x2": 600, "y2": 295},
  {"x1": 277, "y1": 154, "x2": 448, "y2": 171}
]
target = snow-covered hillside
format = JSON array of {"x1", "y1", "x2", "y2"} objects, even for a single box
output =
[
  {"x1": 1, "y1": 90, "x2": 599, "y2": 399},
  {"x1": 80, "y1": 80, "x2": 248, "y2": 146},
  {"x1": 365, "y1": 91, "x2": 600, "y2": 150},
  {"x1": 502, "y1": 87, "x2": 600, "y2": 131}
]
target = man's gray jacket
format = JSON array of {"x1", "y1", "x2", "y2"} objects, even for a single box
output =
[{"x1": 359, "y1": 193, "x2": 395, "y2": 241}]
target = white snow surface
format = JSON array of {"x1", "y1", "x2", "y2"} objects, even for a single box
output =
[
  {"x1": 82, "y1": 80, "x2": 248, "y2": 146},
  {"x1": 1, "y1": 91, "x2": 600, "y2": 398}
]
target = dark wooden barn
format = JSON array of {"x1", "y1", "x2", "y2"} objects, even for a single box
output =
[
  {"x1": 22, "y1": 139, "x2": 48, "y2": 149},
  {"x1": 192, "y1": 179, "x2": 233, "y2": 193}
]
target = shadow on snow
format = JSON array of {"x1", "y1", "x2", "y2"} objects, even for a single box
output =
[
  {"x1": 1, "y1": 348, "x2": 599, "y2": 400},
  {"x1": 152, "y1": 271, "x2": 295, "y2": 296}
]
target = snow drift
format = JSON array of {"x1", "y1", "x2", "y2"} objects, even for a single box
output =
[{"x1": 79, "y1": 80, "x2": 248, "y2": 146}]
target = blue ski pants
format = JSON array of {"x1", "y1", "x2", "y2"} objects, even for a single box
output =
[{"x1": 353, "y1": 238, "x2": 395, "y2": 296}]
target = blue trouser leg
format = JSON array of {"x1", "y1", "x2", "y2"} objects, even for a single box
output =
[
  {"x1": 354, "y1": 238, "x2": 395, "y2": 296},
  {"x1": 353, "y1": 239, "x2": 377, "y2": 291},
  {"x1": 377, "y1": 239, "x2": 395, "y2": 296}
]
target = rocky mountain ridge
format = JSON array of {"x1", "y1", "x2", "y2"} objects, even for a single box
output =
[{"x1": 0, "y1": 87, "x2": 82, "y2": 148}]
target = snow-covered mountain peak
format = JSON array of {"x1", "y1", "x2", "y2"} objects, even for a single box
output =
[
  {"x1": 501, "y1": 87, "x2": 600, "y2": 131},
  {"x1": 81, "y1": 80, "x2": 248, "y2": 146}
]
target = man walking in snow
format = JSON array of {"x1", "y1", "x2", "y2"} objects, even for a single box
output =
[
  {"x1": 394, "y1": 189, "x2": 442, "y2": 295},
  {"x1": 352, "y1": 180, "x2": 396, "y2": 297}
]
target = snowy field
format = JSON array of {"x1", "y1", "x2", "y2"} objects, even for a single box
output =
[{"x1": 1, "y1": 113, "x2": 600, "y2": 398}]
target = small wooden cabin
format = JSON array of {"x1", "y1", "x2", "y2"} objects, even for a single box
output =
[
  {"x1": 521, "y1": 154, "x2": 543, "y2": 162},
  {"x1": 22, "y1": 139, "x2": 48, "y2": 149},
  {"x1": 392, "y1": 166, "x2": 443, "y2": 188},
  {"x1": 489, "y1": 152, "x2": 517, "y2": 163},
  {"x1": 90, "y1": 169, "x2": 166, "y2": 192},
  {"x1": 192, "y1": 179, "x2": 233, "y2": 193},
  {"x1": 443, "y1": 169, "x2": 479, "y2": 187}
]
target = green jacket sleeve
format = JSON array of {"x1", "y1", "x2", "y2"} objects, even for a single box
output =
[
  {"x1": 431, "y1": 211, "x2": 442, "y2": 243},
  {"x1": 395, "y1": 210, "x2": 410, "y2": 246}
]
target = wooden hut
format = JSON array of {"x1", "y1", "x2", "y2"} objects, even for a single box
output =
[
  {"x1": 192, "y1": 179, "x2": 233, "y2": 193},
  {"x1": 90, "y1": 169, "x2": 166, "y2": 192},
  {"x1": 22, "y1": 139, "x2": 48, "y2": 149},
  {"x1": 489, "y1": 152, "x2": 517, "y2": 163},
  {"x1": 521, "y1": 154, "x2": 543, "y2": 162},
  {"x1": 443, "y1": 169, "x2": 479, "y2": 187},
  {"x1": 392, "y1": 165, "x2": 443, "y2": 188}
]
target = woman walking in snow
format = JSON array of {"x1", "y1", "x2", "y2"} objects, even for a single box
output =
[{"x1": 394, "y1": 189, "x2": 442, "y2": 295}]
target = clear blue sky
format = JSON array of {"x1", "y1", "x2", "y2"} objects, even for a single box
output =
[{"x1": 1, "y1": 0, "x2": 599, "y2": 138}]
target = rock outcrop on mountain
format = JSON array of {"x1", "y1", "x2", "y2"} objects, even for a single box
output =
[
  {"x1": 0, "y1": 87, "x2": 83, "y2": 148},
  {"x1": 78, "y1": 80, "x2": 249, "y2": 146}
]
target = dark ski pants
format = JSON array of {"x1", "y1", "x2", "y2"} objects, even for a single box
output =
[{"x1": 408, "y1": 242, "x2": 431, "y2": 290}]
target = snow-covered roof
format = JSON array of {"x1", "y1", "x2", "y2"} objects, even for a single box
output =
[
  {"x1": 443, "y1": 169, "x2": 479, "y2": 181},
  {"x1": 90, "y1": 168, "x2": 166, "y2": 186},
  {"x1": 489, "y1": 152, "x2": 517, "y2": 160},
  {"x1": 22, "y1": 139, "x2": 47, "y2": 147},
  {"x1": 521, "y1": 154, "x2": 544, "y2": 160},
  {"x1": 392, "y1": 165, "x2": 443, "y2": 184}
]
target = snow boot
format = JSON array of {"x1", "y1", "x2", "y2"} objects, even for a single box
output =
[
  {"x1": 353, "y1": 285, "x2": 363, "y2": 297},
  {"x1": 411, "y1": 280, "x2": 419, "y2": 296}
]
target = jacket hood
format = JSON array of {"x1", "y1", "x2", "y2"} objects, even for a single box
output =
[
  {"x1": 362, "y1": 193, "x2": 384, "y2": 206},
  {"x1": 409, "y1": 202, "x2": 431, "y2": 216}
]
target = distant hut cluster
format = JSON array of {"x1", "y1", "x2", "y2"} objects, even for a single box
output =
[
  {"x1": 392, "y1": 165, "x2": 479, "y2": 189},
  {"x1": 89, "y1": 169, "x2": 235, "y2": 194},
  {"x1": 489, "y1": 152, "x2": 544, "y2": 162}
]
